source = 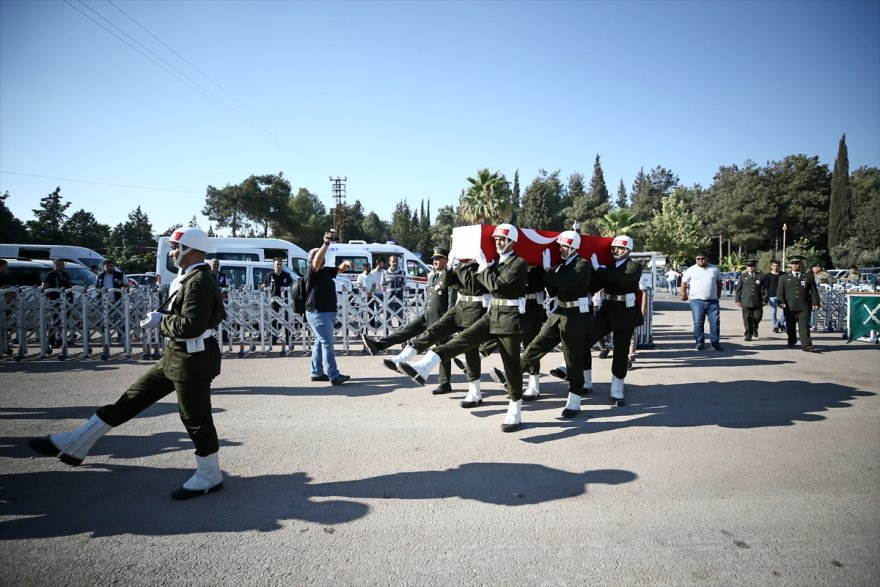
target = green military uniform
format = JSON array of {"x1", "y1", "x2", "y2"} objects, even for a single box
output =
[
  {"x1": 521, "y1": 254, "x2": 592, "y2": 395},
  {"x1": 96, "y1": 264, "x2": 225, "y2": 456},
  {"x1": 777, "y1": 266, "x2": 820, "y2": 349},
  {"x1": 369, "y1": 266, "x2": 454, "y2": 385},
  {"x1": 734, "y1": 268, "x2": 766, "y2": 339},
  {"x1": 587, "y1": 258, "x2": 643, "y2": 380},
  {"x1": 431, "y1": 253, "x2": 528, "y2": 400},
  {"x1": 479, "y1": 265, "x2": 547, "y2": 356}
]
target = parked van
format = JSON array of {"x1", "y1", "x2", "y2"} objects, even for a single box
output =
[
  {"x1": 155, "y1": 237, "x2": 309, "y2": 286},
  {"x1": 208, "y1": 260, "x2": 298, "y2": 291},
  {"x1": 326, "y1": 241, "x2": 430, "y2": 287},
  {"x1": 0, "y1": 243, "x2": 105, "y2": 269}
]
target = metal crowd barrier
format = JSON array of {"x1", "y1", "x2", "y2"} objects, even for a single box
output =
[
  {"x1": 813, "y1": 283, "x2": 880, "y2": 335},
  {"x1": 0, "y1": 284, "x2": 427, "y2": 361}
]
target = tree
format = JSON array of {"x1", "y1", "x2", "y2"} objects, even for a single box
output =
[
  {"x1": 203, "y1": 182, "x2": 249, "y2": 237},
  {"x1": 389, "y1": 199, "x2": 418, "y2": 250},
  {"x1": 645, "y1": 194, "x2": 707, "y2": 267},
  {"x1": 510, "y1": 170, "x2": 520, "y2": 224},
  {"x1": 596, "y1": 209, "x2": 647, "y2": 239},
  {"x1": 27, "y1": 186, "x2": 70, "y2": 243},
  {"x1": 340, "y1": 200, "x2": 368, "y2": 243},
  {"x1": 849, "y1": 166, "x2": 880, "y2": 249},
  {"x1": 615, "y1": 179, "x2": 628, "y2": 209},
  {"x1": 416, "y1": 200, "x2": 433, "y2": 259},
  {"x1": 564, "y1": 156, "x2": 612, "y2": 234},
  {"x1": 110, "y1": 206, "x2": 154, "y2": 248},
  {"x1": 188, "y1": 215, "x2": 201, "y2": 228},
  {"x1": 241, "y1": 173, "x2": 292, "y2": 238},
  {"x1": 520, "y1": 169, "x2": 565, "y2": 230},
  {"x1": 701, "y1": 161, "x2": 776, "y2": 252},
  {"x1": 765, "y1": 155, "x2": 831, "y2": 253},
  {"x1": 64, "y1": 210, "x2": 111, "y2": 250},
  {"x1": 431, "y1": 205, "x2": 457, "y2": 251},
  {"x1": 0, "y1": 191, "x2": 29, "y2": 243},
  {"x1": 631, "y1": 166, "x2": 679, "y2": 221},
  {"x1": 361, "y1": 212, "x2": 387, "y2": 243},
  {"x1": 282, "y1": 188, "x2": 328, "y2": 247},
  {"x1": 827, "y1": 134, "x2": 852, "y2": 249},
  {"x1": 459, "y1": 168, "x2": 512, "y2": 224}
]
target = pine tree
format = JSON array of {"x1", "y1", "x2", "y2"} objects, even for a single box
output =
[
  {"x1": 27, "y1": 186, "x2": 70, "y2": 243},
  {"x1": 827, "y1": 133, "x2": 852, "y2": 248},
  {"x1": 615, "y1": 179, "x2": 628, "y2": 209}
]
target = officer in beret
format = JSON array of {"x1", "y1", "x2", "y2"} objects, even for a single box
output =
[
  {"x1": 734, "y1": 259, "x2": 767, "y2": 341},
  {"x1": 362, "y1": 246, "x2": 455, "y2": 394},
  {"x1": 777, "y1": 256, "x2": 820, "y2": 352}
]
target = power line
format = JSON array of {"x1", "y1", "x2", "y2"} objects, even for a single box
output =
[{"x1": 0, "y1": 170, "x2": 202, "y2": 194}]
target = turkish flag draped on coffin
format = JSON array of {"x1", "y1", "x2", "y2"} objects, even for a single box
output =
[{"x1": 450, "y1": 225, "x2": 615, "y2": 267}]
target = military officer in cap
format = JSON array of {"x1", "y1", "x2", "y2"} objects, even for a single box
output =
[
  {"x1": 362, "y1": 246, "x2": 456, "y2": 394},
  {"x1": 735, "y1": 259, "x2": 767, "y2": 341},
  {"x1": 29, "y1": 227, "x2": 227, "y2": 500},
  {"x1": 401, "y1": 223, "x2": 529, "y2": 432},
  {"x1": 777, "y1": 256, "x2": 820, "y2": 352}
]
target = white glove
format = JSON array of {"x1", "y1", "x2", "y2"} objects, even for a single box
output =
[
  {"x1": 590, "y1": 253, "x2": 601, "y2": 270},
  {"x1": 140, "y1": 311, "x2": 163, "y2": 329},
  {"x1": 476, "y1": 250, "x2": 490, "y2": 273},
  {"x1": 542, "y1": 248, "x2": 552, "y2": 270}
]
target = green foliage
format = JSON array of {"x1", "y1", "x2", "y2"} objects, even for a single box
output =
[
  {"x1": 719, "y1": 251, "x2": 746, "y2": 272},
  {"x1": 282, "y1": 188, "x2": 329, "y2": 247},
  {"x1": 0, "y1": 191, "x2": 30, "y2": 243},
  {"x1": 460, "y1": 168, "x2": 512, "y2": 224},
  {"x1": 564, "y1": 156, "x2": 612, "y2": 235},
  {"x1": 64, "y1": 210, "x2": 111, "y2": 250},
  {"x1": 104, "y1": 245, "x2": 156, "y2": 273},
  {"x1": 827, "y1": 134, "x2": 852, "y2": 249},
  {"x1": 849, "y1": 166, "x2": 880, "y2": 249},
  {"x1": 784, "y1": 237, "x2": 824, "y2": 268},
  {"x1": 110, "y1": 206, "x2": 154, "y2": 248},
  {"x1": 645, "y1": 194, "x2": 707, "y2": 267},
  {"x1": 27, "y1": 186, "x2": 70, "y2": 243},
  {"x1": 431, "y1": 205, "x2": 457, "y2": 251},
  {"x1": 701, "y1": 161, "x2": 775, "y2": 251},
  {"x1": 596, "y1": 208, "x2": 647, "y2": 239},
  {"x1": 510, "y1": 170, "x2": 520, "y2": 225},
  {"x1": 830, "y1": 237, "x2": 880, "y2": 268},
  {"x1": 630, "y1": 166, "x2": 679, "y2": 221},
  {"x1": 615, "y1": 179, "x2": 628, "y2": 210},
  {"x1": 520, "y1": 169, "x2": 565, "y2": 230},
  {"x1": 361, "y1": 212, "x2": 388, "y2": 243}
]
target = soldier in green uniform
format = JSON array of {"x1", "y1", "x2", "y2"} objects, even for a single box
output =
[
  {"x1": 30, "y1": 227, "x2": 227, "y2": 500},
  {"x1": 584, "y1": 235, "x2": 643, "y2": 408},
  {"x1": 734, "y1": 259, "x2": 767, "y2": 341},
  {"x1": 490, "y1": 230, "x2": 593, "y2": 416},
  {"x1": 362, "y1": 247, "x2": 456, "y2": 394},
  {"x1": 401, "y1": 223, "x2": 529, "y2": 432},
  {"x1": 777, "y1": 256, "x2": 820, "y2": 352}
]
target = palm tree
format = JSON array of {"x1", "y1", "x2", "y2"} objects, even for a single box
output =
[
  {"x1": 596, "y1": 209, "x2": 647, "y2": 237},
  {"x1": 459, "y1": 168, "x2": 512, "y2": 224}
]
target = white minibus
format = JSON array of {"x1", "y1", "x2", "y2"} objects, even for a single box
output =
[
  {"x1": 325, "y1": 241, "x2": 430, "y2": 288},
  {"x1": 155, "y1": 237, "x2": 309, "y2": 286},
  {"x1": 0, "y1": 243, "x2": 105, "y2": 269}
]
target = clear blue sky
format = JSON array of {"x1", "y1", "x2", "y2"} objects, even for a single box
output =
[{"x1": 1, "y1": 0, "x2": 878, "y2": 237}]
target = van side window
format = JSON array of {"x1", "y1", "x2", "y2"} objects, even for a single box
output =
[
  {"x1": 291, "y1": 258, "x2": 309, "y2": 277},
  {"x1": 213, "y1": 252, "x2": 260, "y2": 262},
  {"x1": 407, "y1": 260, "x2": 427, "y2": 279},
  {"x1": 336, "y1": 256, "x2": 369, "y2": 273},
  {"x1": 224, "y1": 266, "x2": 247, "y2": 289}
]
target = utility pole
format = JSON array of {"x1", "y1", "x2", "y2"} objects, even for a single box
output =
[{"x1": 330, "y1": 176, "x2": 347, "y2": 241}]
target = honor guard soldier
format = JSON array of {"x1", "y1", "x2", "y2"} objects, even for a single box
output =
[
  {"x1": 401, "y1": 223, "x2": 529, "y2": 432},
  {"x1": 777, "y1": 256, "x2": 820, "y2": 352},
  {"x1": 491, "y1": 231, "x2": 593, "y2": 415},
  {"x1": 362, "y1": 247, "x2": 456, "y2": 394},
  {"x1": 29, "y1": 227, "x2": 227, "y2": 500},
  {"x1": 383, "y1": 248, "x2": 489, "y2": 402},
  {"x1": 586, "y1": 235, "x2": 643, "y2": 407},
  {"x1": 735, "y1": 259, "x2": 767, "y2": 340}
]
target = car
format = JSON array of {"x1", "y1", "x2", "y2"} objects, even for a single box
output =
[
  {"x1": 1, "y1": 258, "x2": 95, "y2": 288},
  {"x1": 127, "y1": 272, "x2": 158, "y2": 288}
]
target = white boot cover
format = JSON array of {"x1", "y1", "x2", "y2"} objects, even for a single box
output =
[
  {"x1": 394, "y1": 345, "x2": 417, "y2": 366},
  {"x1": 463, "y1": 379, "x2": 482, "y2": 403},
  {"x1": 583, "y1": 369, "x2": 593, "y2": 392},
  {"x1": 564, "y1": 392, "x2": 582, "y2": 412},
  {"x1": 611, "y1": 376, "x2": 625, "y2": 400},
  {"x1": 407, "y1": 350, "x2": 441, "y2": 384},
  {"x1": 49, "y1": 414, "x2": 111, "y2": 464},
  {"x1": 503, "y1": 399, "x2": 522, "y2": 426},
  {"x1": 175, "y1": 452, "x2": 224, "y2": 500},
  {"x1": 523, "y1": 374, "x2": 540, "y2": 399}
]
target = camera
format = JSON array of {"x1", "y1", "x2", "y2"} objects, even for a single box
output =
[{"x1": 329, "y1": 229, "x2": 337, "y2": 242}]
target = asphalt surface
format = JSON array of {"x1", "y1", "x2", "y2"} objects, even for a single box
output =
[{"x1": 1, "y1": 296, "x2": 878, "y2": 586}]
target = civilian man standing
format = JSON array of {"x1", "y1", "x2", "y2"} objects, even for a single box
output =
[{"x1": 681, "y1": 253, "x2": 724, "y2": 351}]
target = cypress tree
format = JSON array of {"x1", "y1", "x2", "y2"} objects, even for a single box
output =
[{"x1": 828, "y1": 134, "x2": 851, "y2": 248}]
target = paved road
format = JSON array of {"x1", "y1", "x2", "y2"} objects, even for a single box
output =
[{"x1": 1, "y1": 297, "x2": 878, "y2": 586}]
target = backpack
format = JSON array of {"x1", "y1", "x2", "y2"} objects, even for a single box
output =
[{"x1": 291, "y1": 278, "x2": 306, "y2": 315}]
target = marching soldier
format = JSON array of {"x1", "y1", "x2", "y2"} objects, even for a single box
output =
[
  {"x1": 29, "y1": 227, "x2": 227, "y2": 500},
  {"x1": 777, "y1": 256, "x2": 820, "y2": 352},
  {"x1": 585, "y1": 235, "x2": 643, "y2": 407},
  {"x1": 735, "y1": 259, "x2": 767, "y2": 340},
  {"x1": 362, "y1": 247, "x2": 456, "y2": 394},
  {"x1": 401, "y1": 223, "x2": 529, "y2": 432},
  {"x1": 490, "y1": 231, "x2": 593, "y2": 415}
]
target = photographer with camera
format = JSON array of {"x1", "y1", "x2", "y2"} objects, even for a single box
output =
[{"x1": 303, "y1": 230, "x2": 353, "y2": 385}]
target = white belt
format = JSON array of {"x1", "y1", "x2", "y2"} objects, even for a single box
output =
[
  {"x1": 558, "y1": 300, "x2": 579, "y2": 308},
  {"x1": 175, "y1": 330, "x2": 215, "y2": 343},
  {"x1": 491, "y1": 298, "x2": 521, "y2": 307},
  {"x1": 524, "y1": 293, "x2": 545, "y2": 302},
  {"x1": 458, "y1": 294, "x2": 483, "y2": 303}
]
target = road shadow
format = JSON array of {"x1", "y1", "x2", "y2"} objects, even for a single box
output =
[
  {"x1": 0, "y1": 463, "x2": 635, "y2": 539},
  {"x1": 0, "y1": 401, "x2": 226, "y2": 425},
  {"x1": 516, "y1": 379, "x2": 873, "y2": 444}
]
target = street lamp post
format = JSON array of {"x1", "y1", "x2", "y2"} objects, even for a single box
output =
[{"x1": 782, "y1": 224, "x2": 788, "y2": 267}]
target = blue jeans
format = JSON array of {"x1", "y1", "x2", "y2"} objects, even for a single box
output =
[
  {"x1": 768, "y1": 297, "x2": 786, "y2": 329},
  {"x1": 306, "y1": 311, "x2": 340, "y2": 380},
  {"x1": 689, "y1": 299, "x2": 720, "y2": 345}
]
